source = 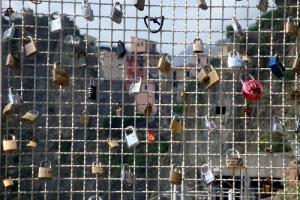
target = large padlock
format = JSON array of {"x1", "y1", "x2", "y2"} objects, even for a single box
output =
[
  {"x1": 88, "y1": 195, "x2": 102, "y2": 200},
  {"x1": 38, "y1": 160, "x2": 52, "y2": 180},
  {"x1": 107, "y1": 138, "x2": 119, "y2": 149},
  {"x1": 82, "y1": 0, "x2": 94, "y2": 21},
  {"x1": 4, "y1": 7, "x2": 14, "y2": 17},
  {"x1": 226, "y1": 149, "x2": 244, "y2": 170},
  {"x1": 23, "y1": 36, "x2": 38, "y2": 58},
  {"x1": 3, "y1": 103, "x2": 14, "y2": 116},
  {"x1": 6, "y1": 48, "x2": 21, "y2": 70},
  {"x1": 88, "y1": 77, "x2": 96, "y2": 100},
  {"x1": 64, "y1": 35, "x2": 81, "y2": 47},
  {"x1": 193, "y1": 38, "x2": 204, "y2": 53},
  {"x1": 169, "y1": 163, "x2": 182, "y2": 185},
  {"x1": 197, "y1": 66, "x2": 210, "y2": 83},
  {"x1": 80, "y1": 110, "x2": 89, "y2": 124},
  {"x1": 116, "y1": 102, "x2": 122, "y2": 116},
  {"x1": 2, "y1": 134, "x2": 17, "y2": 153},
  {"x1": 2, "y1": 23, "x2": 15, "y2": 43},
  {"x1": 205, "y1": 115, "x2": 219, "y2": 134},
  {"x1": 117, "y1": 40, "x2": 126, "y2": 59},
  {"x1": 291, "y1": 90, "x2": 300, "y2": 100},
  {"x1": 50, "y1": 12, "x2": 62, "y2": 33},
  {"x1": 204, "y1": 65, "x2": 220, "y2": 89},
  {"x1": 170, "y1": 115, "x2": 182, "y2": 134},
  {"x1": 242, "y1": 52, "x2": 252, "y2": 64},
  {"x1": 77, "y1": 52, "x2": 87, "y2": 68},
  {"x1": 201, "y1": 164, "x2": 215, "y2": 186},
  {"x1": 292, "y1": 55, "x2": 300, "y2": 74},
  {"x1": 21, "y1": 110, "x2": 39, "y2": 124},
  {"x1": 228, "y1": 51, "x2": 243, "y2": 68},
  {"x1": 197, "y1": 0, "x2": 208, "y2": 10},
  {"x1": 92, "y1": 161, "x2": 103, "y2": 175},
  {"x1": 148, "y1": 130, "x2": 155, "y2": 144},
  {"x1": 52, "y1": 61, "x2": 69, "y2": 87},
  {"x1": 269, "y1": 54, "x2": 285, "y2": 79},
  {"x1": 239, "y1": 73, "x2": 263, "y2": 101},
  {"x1": 215, "y1": 101, "x2": 226, "y2": 115},
  {"x1": 262, "y1": 178, "x2": 271, "y2": 193},
  {"x1": 26, "y1": 136, "x2": 38, "y2": 149},
  {"x1": 3, "y1": 176, "x2": 14, "y2": 188},
  {"x1": 157, "y1": 54, "x2": 171, "y2": 74},
  {"x1": 256, "y1": 0, "x2": 268, "y2": 13},
  {"x1": 129, "y1": 77, "x2": 142, "y2": 96},
  {"x1": 124, "y1": 126, "x2": 140, "y2": 148},
  {"x1": 121, "y1": 163, "x2": 134, "y2": 186},
  {"x1": 110, "y1": 2, "x2": 123, "y2": 24},
  {"x1": 232, "y1": 17, "x2": 243, "y2": 36},
  {"x1": 272, "y1": 116, "x2": 284, "y2": 136},
  {"x1": 286, "y1": 16, "x2": 298, "y2": 38},
  {"x1": 144, "y1": 103, "x2": 152, "y2": 117},
  {"x1": 134, "y1": 0, "x2": 145, "y2": 11},
  {"x1": 8, "y1": 87, "x2": 22, "y2": 108}
]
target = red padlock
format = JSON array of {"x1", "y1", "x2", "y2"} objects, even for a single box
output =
[
  {"x1": 239, "y1": 73, "x2": 263, "y2": 101},
  {"x1": 148, "y1": 130, "x2": 155, "y2": 144}
]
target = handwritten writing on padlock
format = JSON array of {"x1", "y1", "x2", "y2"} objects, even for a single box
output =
[
  {"x1": 124, "y1": 126, "x2": 140, "y2": 148},
  {"x1": 110, "y1": 2, "x2": 123, "y2": 24},
  {"x1": 170, "y1": 115, "x2": 183, "y2": 134},
  {"x1": 201, "y1": 164, "x2": 215, "y2": 186},
  {"x1": 107, "y1": 138, "x2": 119, "y2": 149},
  {"x1": 226, "y1": 149, "x2": 244, "y2": 170},
  {"x1": 21, "y1": 110, "x2": 39, "y2": 124},
  {"x1": 205, "y1": 115, "x2": 219, "y2": 134},
  {"x1": 88, "y1": 195, "x2": 103, "y2": 200},
  {"x1": 240, "y1": 73, "x2": 263, "y2": 101},
  {"x1": 50, "y1": 12, "x2": 62, "y2": 33},
  {"x1": 129, "y1": 77, "x2": 142, "y2": 96},
  {"x1": 157, "y1": 54, "x2": 171, "y2": 74},
  {"x1": 2, "y1": 134, "x2": 17, "y2": 153},
  {"x1": 272, "y1": 116, "x2": 284, "y2": 136},
  {"x1": 82, "y1": 0, "x2": 94, "y2": 21},
  {"x1": 169, "y1": 163, "x2": 182, "y2": 185},
  {"x1": 92, "y1": 161, "x2": 103, "y2": 175},
  {"x1": 38, "y1": 160, "x2": 52, "y2": 180},
  {"x1": 269, "y1": 54, "x2": 285, "y2": 79},
  {"x1": 286, "y1": 16, "x2": 298, "y2": 38},
  {"x1": 121, "y1": 163, "x2": 134, "y2": 186},
  {"x1": 228, "y1": 51, "x2": 243, "y2": 68}
]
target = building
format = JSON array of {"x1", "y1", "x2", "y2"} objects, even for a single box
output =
[
  {"x1": 100, "y1": 48, "x2": 124, "y2": 79},
  {"x1": 84, "y1": 34, "x2": 98, "y2": 47}
]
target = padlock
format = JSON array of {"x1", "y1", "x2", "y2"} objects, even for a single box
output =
[
  {"x1": 232, "y1": 17, "x2": 243, "y2": 37},
  {"x1": 169, "y1": 163, "x2": 182, "y2": 185},
  {"x1": 82, "y1": 0, "x2": 94, "y2": 21},
  {"x1": 116, "y1": 102, "x2": 122, "y2": 116},
  {"x1": 193, "y1": 38, "x2": 204, "y2": 53},
  {"x1": 4, "y1": 7, "x2": 14, "y2": 17},
  {"x1": 262, "y1": 178, "x2": 271, "y2": 193},
  {"x1": 256, "y1": 0, "x2": 268, "y2": 13},
  {"x1": 124, "y1": 126, "x2": 140, "y2": 148},
  {"x1": 197, "y1": 66, "x2": 210, "y2": 83},
  {"x1": 197, "y1": 0, "x2": 208, "y2": 10},
  {"x1": 8, "y1": 87, "x2": 22, "y2": 108},
  {"x1": 157, "y1": 54, "x2": 171, "y2": 74},
  {"x1": 129, "y1": 77, "x2": 142, "y2": 96},
  {"x1": 26, "y1": 136, "x2": 38, "y2": 149},
  {"x1": 181, "y1": 90, "x2": 187, "y2": 101},
  {"x1": 294, "y1": 117, "x2": 300, "y2": 133},
  {"x1": 148, "y1": 130, "x2": 155, "y2": 144},
  {"x1": 216, "y1": 101, "x2": 226, "y2": 115},
  {"x1": 88, "y1": 77, "x2": 97, "y2": 100},
  {"x1": 228, "y1": 51, "x2": 243, "y2": 68},
  {"x1": 242, "y1": 103, "x2": 250, "y2": 118},
  {"x1": 205, "y1": 115, "x2": 219, "y2": 134},
  {"x1": 38, "y1": 160, "x2": 52, "y2": 180},
  {"x1": 21, "y1": 110, "x2": 39, "y2": 124},
  {"x1": 292, "y1": 55, "x2": 300, "y2": 74},
  {"x1": 52, "y1": 61, "x2": 69, "y2": 87},
  {"x1": 3, "y1": 176, "x2": 14, "y2": 188},
  {"x1": 226, "y1": 149, "x2": 244, "y2": 170},
  {"x1": 272, "y1": 116, "x2": 284, "y2": 136},
  {"x1": 269, "y1": 54, "x2": 285, "y2": 79},
  {"x1": 201, "y1": 164, "x2": 215, "y2": 186},
  {"x1": 291, "y1": 90, "x2": 300, "y2": 100},
  {"x1": 144, "y1": 103, "x2": 152, "y2": 117},
  {"x1": 169, "y1": 115, "x2": 182, "y2": 134},
  {"x1": 50, "y1": 12, "x2": 62, "y2": 33},
  {"x1": 64, "y1": 35, "x2": 81, "y2": 47},
  {"x1": 107, "y1": 138, "x2": 119, "y2": 149},
  {"x1": 134, "y1": 0, "x2": 145, "y2": 11},
  {"x1": 76, "y1": 52, "x2": 87, "y2": 68},
  {"x1": 239, "y1": 73, "x2": 263, "y2": 101},
  {"x1": 80, "y1": 110, "x2": 89, "y2": 124},
  {"x1": 92, "y1": 161, "x2": 103, "y2": 175},
  {"x1": 2, "y1": 23, "x2": 15, "y2": 43},
  {"x1": 204, "y1": 65, "x2": 220, "y2": 89},
  {"x1": 121, "y1": 163, "x2": 134, "y2": 186},
  {"x1": 23, "y1": 36, "x2": 38, "y2": 58},
  {"x1": 2, "y1": 134, "x2": 17, "y2": 153},
  {"x1": 143, "y1": 16, "x2": 165, "y2": 33},
  {"x1": 31, "y1": 0, "x2": 42, "y2": 4},
  {"x1": 117, "y1": 40, "x2": 126, "y2": 59},
  {"x1": 3, "y1": 103, "x2": 14, "y2": 116},
  {"x1": 88, "y1": 195, "x2": 102, "y2": 200},
  {"x1": 6, "y1": 48, "x2": 21, "y2": 71},
  {"x1": 110, "y1": 2, "x2": 123, "y2": 24},
  {"x1": 242, "y1": 52, "x2": 252, "y2": 64},
  {"x1": 285, "y1": 16, "x2": 298, "y2": 38}
]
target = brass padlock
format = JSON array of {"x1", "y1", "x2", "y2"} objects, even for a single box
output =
[
  {"x1": 23, "y1": 36, "x2": 38, "y2": 58},
  {"x1": 116, "y1": 102, "x2": 122, "y2": 116},
  {"x1": 262, "y1": 178, "x2": 271, "y2": 193},
  {"x1": 6, "y1": 48, "x2": 21, "y2": 70},
  {"x1": 286, "y1": 16, "x2": 298, "y2": 38},
  {"x1": 38, "y1": 160, "x2": 52, "y2": 180},
  {"x1": 3, "y1": 176, "x2": 14, "y2": 188},
  {"x1": 80, "y1": 110, "x2": 89, "y2": 124},
  {"x1": 226, "y1": 149, "x2": 244, "y2": 170},
  {"x1": 144, "y1": 103, "x2": 152, "y2": 117},
  {"x1": 92, "y1": 161, "x2": 103, "y2": 175},
  {"x1": 292, "y1": 55, "x2": 300, "y2": 74},
  {"x1": 2, "y1": 134, "x2": 17, "y2": 154},
  {"x1": 76, "y1": 52, "x2": 87, "y2": 68},
  {"x1": 21, "y1": 110, "x2": 39, "y2": 124},
  {"x1": 204, "y1": 65, "x2": 220, "y2": 89},
  {"x1": 3, "y1": 103, "x2": 14, "y2": 116},
  {"x1": 197, "y1": 65, "x2": 210, "y2": 83},
  {"x1": 169, "y1": 115, "x2": 182, "y2": 134},
  {"x1": 26, "y1": 136, "x2": 38, "y2": 149},
  {"x1": 157, "y1": 54, "x2": 171, "y2": 74},
  {"x1": 134, "y1": 0, "x2": 145, "y2": 11},
  {"x1": 291, "y1": 90, "x2": 300, "y2": 100},
  {"x1": 107, "y1": 138, "x2": 119, "y2": 149},
  {"x1": 52, "y1": 61, "x2": 69, "y2": 87},
  {"x1": 169, "y1": 163, "x2": 182, "y2": 185}
]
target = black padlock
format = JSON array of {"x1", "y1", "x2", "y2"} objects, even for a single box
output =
[
  {"x1": 88, "y1": 77, "x2": 96, "y2": 100},
  {"x1": 117, "y1": 40, "x2": 126, "y2": 59},
  {"x1": 216, "y1": 101, "x2": 226, "y2": 115}
]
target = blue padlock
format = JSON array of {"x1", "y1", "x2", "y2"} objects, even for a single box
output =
[{"x1": 269, "y1": 54, "x2": 285, "y2": 78}]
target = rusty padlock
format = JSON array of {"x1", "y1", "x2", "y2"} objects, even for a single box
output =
[
  {"x1": 3, "y1": 103, "x2": 14, "y2": 116},
  {"x1": 6, "y1": 48, "x2": 21, "y2": 70},
  {"x1": 38, "y1": 160, "x2": 52, "y2": 180},
  {"x1": 134, "y1": 0, "x2": 145, "y2": 11},
  {"x1": 92, "y1": 161, "x2": 103, "y2": 175},
  {"x1": 292, "y1": 55, "x2": 300, "y2": 74},
  {"x1": 76, "y1": 52, "x2": 87, "y2": 68},
  {"x1": 21, "y1": 110, "x2": 39, "y2": 124},
  {"x1": 157, "y1": 54, "x2": 171, "y2": 74},
  {"x1": 286, "y1": 16, "x2": 298, "y2": 38},
  {"x1": 26, "y1": 136, "x2": 38, "y2": 149},
  {"x1": 169, "y1": 115, "x2": 182, "y2": 134},
  {"x1": 144, "y1": 103, "x2": 152, "y2": 117},
  {"x1": 147, "y1": 130, "x2": 155, "y2": 144},
  {"x1": 23, "y1": 36, "x2": 38, "y2": 58},
  {"x1": 2, "y1": 134, "x2": 17, "y2": 153},
  {"x1": 262, "y1": 178, "x2": 271, "y2": 193},
  {"x1": 116, "y1": 102, "x2": 122, "y2": 116},
  {"x1": 3, "y1": 176, "x2": 14, "y2": 188},
  {"x1": 80, "y1": 110, "x2": 89, "y2": 124},
  {"x1": 291, "y1": 90, "x2": 300, "y2": 100},
  {"x1": 169, "y1": 163, "x2": 182, "y2": 185},
  {"x1": 193, "y1": 38, "x2": 204, "y2": 53},
  {"x1": 52, "y1": 61, "x2": 69, "y2": 87},
  {"x1": 226, "y1": 149, "x2": 244, "y2": 170},
  {"x1": 107, "y1": 138, "x2": 119, "y2": 149}
]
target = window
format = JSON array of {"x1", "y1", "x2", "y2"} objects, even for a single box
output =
[
  {"x1": 197, "y1": 58, "x2": 200, "y2": 63},
  {"x1": 149, "y1": 64, "x2": 152, "y2": 67},
  {"x1": 207, "y1": 58, "x2": 209, "y2": 64},
  {"x1": 141, "y1": 42, "x2": 143, "y2": 46},
  {"x1": 173, "y1": 71, "x2": 177, "y2": 79},
  {"x1": 144, "y1": 85, "x2": 148, "y2": 90},
  {"x1": 90, "y1": 41, "x2": 95, "y2": 46},
  {"x1": 101, "y1": 57, "x2": 104, "y2": 61},
  {"x1": 173, "y1": 82, "x2": 178, "y2": 88},
  {"x1": 139, "y1": 63, "x2": 143, "y2": 67},
  {"x1": 186, "y1": 71, "x2": 190, "y2": 77}
]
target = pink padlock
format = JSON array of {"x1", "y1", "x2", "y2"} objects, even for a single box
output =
[{"x1": 239, "y1": 73, "x2": 263, "y2": 101}]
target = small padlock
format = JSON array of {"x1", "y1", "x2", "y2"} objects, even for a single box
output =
[
  {"x1": 50, "y1": 12, "x2": 62, "y2": 33},
  {"x1": 216, "y1": 101, "x2": 226, "y2": 115},
  {"x1": 64, "y1": 35, "x2": 81, "y2": 47},
  {"x1": 3, "y1": 176, "x2": 14, "y2": 188},
  {"x1": 52, "y1": 61, "x2": 69, "y2": 87},
  {"x1": 124, "y1": 126, "x2": 140, "y2": 148},
  {"x1": 204, "y1": 65, "x2": 220, "y2": 89},
  {"x1": 201, "y1": 164, "x2": 215, "y2": 186},
  {"x1": 2, "y1": 23, "x2": 15, "y2": 43},
  {"x1": 269, "y1": 54, "x2": 285, "y2": 79},
  {"x1": 38, "y1": 160, "x2": 52, "y2": 180},
  {"x1": 193, "y1": 38, "x2": 204, "y2": 53},
  {"x1": 144, "y1": 103, "x2": 152, "y2": 117},
  {"x1": 157, "y1": 54, "x2": 171, "y2": 74},
  {"x1": 92, "y1": 161, "x2": 103, "y2": 175},
  {"x1": 88, "y1": 195, "x2": 102, "y2": 200},
  {"x1": 292, "y1": 55, "x2": 300, "y2": 74},
  {"x1": 197, "y1": 0, "x2": 208, "y2": 10},
  {"x1": 2, "y1": 134, "x2": 17, "y2": 153},
  {"x1": 228, "y1": 51, "x2": 243, "y2": 68},
  {"x1": 76, "y1": 52, "x2": 87, "y2": 68},
  {"x1": 3, "y1": 103, "x2": 14, "y2": 116},
  {"x1": 272, "y1": 116, "x2": 284, "y2": 136},
  {"x1": 242, "y1": 52, "x2": 252, "y2": 64},
  {"x1": 31, "y1": 0, "x2": 42, "y2": 4},
  {"x1": 169, "y1": 163, "x2": 182, "y2": 185},
  {"x1": 129, "y1": 77, "x2": 142, "y2": 96},
  {"x1": 232, "y1": 17, "x2": 243, "y2": 37},
  {"x1": 197, "y1": 66, "x2": 210, "y2": 83},
  {"x1": 117, "y1": 40, "x2": 126, "y2": 59},
  {"x1": 285, "y1": 16, "x2": 298, "y2": 38},
  {"x1": 80, "y1": 110, "x2": 89, "y2": 124},
  {"x1": 262, "y1": 178, "x2": 271, "y2": 193},
  {"x1": 256, "y1": 0, "x2": 268, "y2": 13},
  {"x1": 291, "y1": 90, "x2": 300, "y2": 100},
  {"x1": 88, "y1": 77, "x2": 97, "y2": 100},
  {"x1": 121, "y1": 163, "x2": 134, "y2": 186},
  {"x1": 181, "y1": 90, "x2": 187, "y2": 101},
  {"x1": 21, "y1": 110, "x2": 39, "y2": 124},
  {"x1": 6, "y1": 48, "x2": 21, "y2": 70},
  {"x1": 240, "y1": 73, "x2": 263, "y2": 101},
  {"x1": 294, "y1": 117, "x2": 300, "y2": 133},
  {"x1": 82, "y1": 0, "x2": 94, "y2": 21},
  {"x1": 226, "y1": 149, "x2": 244, "y2": 170},
  {"x1": 116, "y1": 102, "x2": 122, "y2": 116},
  {"x1": 26, "y1": 136, "x2": 38, "y2": 149},
  {"x1": 4, "y1": 7, "x2": 14, "y2": 17},
  {"x1": 169, "y1": 115, "x2": 182, "y2": 134},
  {"x1": 23, "y1": 36, "x2": 38, "y2": 58},
  {"x1": 147, "y1": 130, "x2": 155, "y2": 144},
  {"x1": 134, "y1": 0, "x2": 145, "y2": 11},
  {"x1": 242, "y1": 103, "x2": 250, "y2": 118},
  {"x1": 110, "y1": 2, "x2": 123, "y2": 24},
  {"x1": 107, "y1": 138, "x2": 119, "y2": 149},
  {"x1": 205, "y1": 115, "x2": 219, "y2": 134},
  {"x1": 8, "y1": 87, "x2": 22, "y2": 108}
]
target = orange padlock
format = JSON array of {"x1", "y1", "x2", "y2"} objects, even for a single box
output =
[{"x1": 148, "y1": 130, "x2": 155, "y2": 144}]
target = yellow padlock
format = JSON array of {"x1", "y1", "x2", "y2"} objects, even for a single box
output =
[
  {"x1": 286, "y1": 16, "x2": 298, "y2": 37},
  {"x1": 26, "y1": 136, "x2": 38, "y2": 149},
  {"x1": 169, "y1": 163, "x2": 182, "y2": 185},
  {"x1": 170, "y1": 115, "x2": 182, "y2": 134},
  {"x1": 262, "y1": 178, "x2": 271, "y2": 193},
  {"x1": 107, "y1": 138, "x2": 119, "y2": 149},
  {"x1": 92, "y1": 161, "x2": 103, "y2": 175},
  {"x1": 52, "y1": 61, "x2": 69, "y2": 87},
  {"x1": 157, "y1": 54, "x2": 171, "y2": 74}
]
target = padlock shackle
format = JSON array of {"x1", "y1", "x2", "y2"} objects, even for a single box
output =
[
  {"x1": 89, "y1": 77, "x2": 95, "y2": 85},
  {"x1": 88, "y1": 195, "x2": 102, "y2": 200},
  {"x1": 113, "y1": 1, "x2": 122, "y2": 12},
  {"x1": 225, "y1": 148, "x2": 240, "y2": 158},
  {"x1": 287, "y1": 16, "x2": 296, "y2": 24},
  {"x1": 122, "y1": 163, "x2": 130, "y2": 174},
  {"x1": 263, "y1": 178, "x2": 271, "y2": 186},
  {"x1": 3, "y1": 134, "x2": 16, "y2": 141},
  {"x1": 205, "y1": 115, "x2": 211, "y2": 122},
  {"x1": 203, "y1": 64, "x2": 214, "y2": 71},
  {"x1": 200, "y1": 164, "x2": 211, "y2": 174},
  {"x1": 78, "y1": 51, "x2": 87, "y2": 58},
  {"x1": 40, "y1": 160, "x2": 52, "y2": 167},
  {"x1": 136, "y1": 77, "x2": 141, "y2": 83},
  {"x1": 171, "y1": 163, "x2": 179, "y2": 172},
  {"x1": 172, "y1": 115, "x2": 180, "y2": 121},
  {"x1": 239, "y1": 73, "x2": 255, "y2": 84},
  {"x1": 272, "y1": 116, "x2": 282, "y2": 124},
  {"x1": 124, "y1": 126, "x2": 135, "y2": 136},
  {"x1": 31, "y1": 0, "x2": 42, "y2": 4},
  {"x1": 193, "y1": 37, "x2": 203, "y2": 44},
  {"x1": 8, "y1": 87, "x2": 15, "y2": 94},
  {"x1": 81, "y1": 110, "x2": 89, "y2": 116},
  {"x1": 28, "y1": 110, "x2": 39, "y2": 116},
  {"x1": 53, "y1": 61, "x2": 65, "y2": 71},
  {"x1": 106, "y1": 137, "x2": 114, "y2": 142},
  {"x1": 117, "y1": 102, "x2": 122, "y2": 109},
  {"x1": 82, "y1": 0, "x2": 90, "y2": 7},
  {"x1": 22, "y1": 36, "x2": 34, "y2": 45},
  {"x1": 243, "y1": 52, "x2": 250, "y2": 56},
  {"x1": 92, "y1": 161, "x2": 102, "y2": 167},
  {"x1": 162, "y1": 53, "x2": 171, "y2": 63},
  {"x1": 50, "y1": 12, "x2": 61, "y2": 19},
  {"x1": 9, "y1": 48, "x2": 20, "y2": 57},
  {"x1": 30, "y1": 136, "x2": 39, "y2": 142},
  {"x1": 228, "y1": 51, "x2": 240, "y2": 58}
]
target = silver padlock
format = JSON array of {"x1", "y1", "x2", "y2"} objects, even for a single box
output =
[
  {"x1": 124, "y1": 126, "x2": 140, "y2": 148},
  {"x1": 228, "y1": 51, "x2": 243, "y2": 68},
  {"x1": 201, "y1": 164, "x2": 215, "y2": 186},
  {"x1": 88, "y1": 195, "x2": 103, "y2": 200},
  {"x1": 272, "y1": 116, "x2": 284, "y2": 136},
  {"x1": 294, "y1": 117, "x2": 300, "y2": 134},
  {"x1": 8, "y1": 87, "x2": 22, "y2": 108},
  {"x1": 82, "y1": 0, "x2": 94, "y2": 21},
  {"x1": 134, "y1": 0, "x2": 145, "y2": 11},
  {"x1": 197, "y1": 0, "x2": 208, "y2": 10},
  {"x1": 64, "y1": 35, "x2": 81, "y2": 47},
  {"x1": 256, "y1": 0, "x2": 268, "y2": 13},
  {"x1": 242, "y1": 52, "x2": 252, "y2": 64},
  {"x1": 76, "y1": 52, "x2": 87, "y2": 68},
  {"x1": 129, "y1": 77, "x2": 142, "y2": 96},
  {"x1": 38, "y1": 160, "x2": 52, "y2": 180},
  {"x1": 23, "y1": 36, "x2": 38, "y2": 58},
  {"x1": 232, "y1": 17, "x2": 243, "y2": 37},
  {"x1": 121, "y1": 163, "x2": 134, "y2": 186},
  {"x1": 205, "y1": 115, "x2": 219, "y2": 134},
  {"x1": 293, "y1": 55, "x2": 300, "y2": 74},
  {"x1": 193, "y1": 38, "x2": 204, "y2": 53},
  {"x1": 2, "y1": 23, "x2": 15, "y2": 43},
  {"x1": 50, "y1": 12, "x2": 62, "y2": 33},
  {"x1": 110, "y1": 2, "x2": 123, "y2": 24}
]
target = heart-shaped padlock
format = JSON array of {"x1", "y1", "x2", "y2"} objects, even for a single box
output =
[{"x1": 240, "y1": 73, "x2": 263, "y2": 101}]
